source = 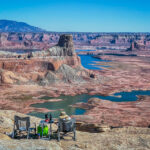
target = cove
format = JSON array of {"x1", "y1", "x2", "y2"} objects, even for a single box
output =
[
  {"x1": 28, "y1": 90, "x2": 150, "y2": 119},
  {"x1": 78, "y1": 54, "x2": 110, "y2": 70}
]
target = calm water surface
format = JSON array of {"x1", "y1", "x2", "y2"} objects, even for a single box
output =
[
  {"x1": 28, "y1": 90, "x2": 150, "y2": 118},
  {"x1": 78, "y1": 54, "x2": 110, "y2": 70}
]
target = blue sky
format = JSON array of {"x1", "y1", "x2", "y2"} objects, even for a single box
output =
[{"x1": 0, "y1": 0, "x2": 150, "y2": 32}]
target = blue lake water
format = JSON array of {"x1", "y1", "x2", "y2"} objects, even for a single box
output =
[
  {"x1": 28, "y1": 90, "x2": 150, "y2": 118},
  {"x1": 78, "y1": 54, "x2": 110, "y2": 70},
  {"x1": 28, "y1": 53, "x2": 150, "y2": 118},
  {"x1": 75, "y1": 49, "x2": 96, "y2": 52}
]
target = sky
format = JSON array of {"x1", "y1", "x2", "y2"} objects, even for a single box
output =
[{"x1": 0, "y1": 0, "x2": 150, "y2": 32}]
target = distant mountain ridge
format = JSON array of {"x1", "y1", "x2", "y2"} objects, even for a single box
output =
[{"x1": 0, "y1": 20, "x2": 46, "y2": 32}]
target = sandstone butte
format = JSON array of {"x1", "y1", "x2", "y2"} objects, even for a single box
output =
[
  {"x1": 127, "y1": 41, "x2": 147, "y2": 51},
  {"x1": 0, "y1": 34, "x2": 95, "y2": 85}
]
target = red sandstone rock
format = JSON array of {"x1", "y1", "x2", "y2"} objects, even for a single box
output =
[
  {"x1": 128, "y1": 41, "x2": 146, "y2": 51},
  {"x1": 0, "y1": 34, "x2": 91, "y2": 85},
  {"x1": 74, "y1": 96, "x2": 150, "y2": 127}
]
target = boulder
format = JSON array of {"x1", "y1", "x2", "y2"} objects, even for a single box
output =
[
  {"x1": 0, "y1": 70, "x2": 28, "y2": 84},
  {"x1": 76, "y1": 122, "x2": 111, "y2": 133}
]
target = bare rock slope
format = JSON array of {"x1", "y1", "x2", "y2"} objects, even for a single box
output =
[
  {"x1": 128, "y1": 41, "x2": 146, "y2": 51},
  {"x1": 0, "y1": 110, "x2": 150, "y2": 150}
]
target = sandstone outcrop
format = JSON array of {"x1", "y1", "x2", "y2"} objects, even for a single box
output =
[
  {"x1": 128, "y1": 41, "x2": 146, "y2": 51},
  {"x1": 76, "y1": 122, "x2": 111, "y2": 133},
  {"x1": 1, "y1": 110, "x2": 150, "y2": 150},
  {"x1": 0, "y1": 34, "x2": 92, "y2": 85},
  {"x1": 74, "y1": 96, "x2": 150, "y2": 127}
]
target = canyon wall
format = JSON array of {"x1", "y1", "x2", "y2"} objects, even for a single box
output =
[
  {"x1": 0, "y1": 32, "x2": 150, "y2": 50},
  {"x1": 0, "y1": 34, "x2": 93, "y2": 85},
  {"x1": 127, "y1": 41, "x2": 146, "y2": 51}
]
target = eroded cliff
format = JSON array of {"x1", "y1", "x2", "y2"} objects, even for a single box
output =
[{"x1": 0, "y1": 34, "x2": 93, "y2": 85}]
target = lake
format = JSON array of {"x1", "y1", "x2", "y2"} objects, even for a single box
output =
[
  {"x1": 28, "y1": 90, "x2": 150, "y2": 118},
  {"x1": 78, "y1": 54, "x2": 110, "y2": 70}
]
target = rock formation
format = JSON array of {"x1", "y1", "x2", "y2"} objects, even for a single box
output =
[
  {"x1": 128, "y1": 41, "x2": 146, "y2": 51},
  {"x1": 31, "y1": 34, "x2": 76, "y2": 57},
  {"x1": 0, "y1": 34, "x2": 92, "y2": 85},
  {"x1": 74, "y1": 96, "x2": 150, "y2": 127}
]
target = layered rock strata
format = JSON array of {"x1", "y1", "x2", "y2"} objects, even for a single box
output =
[
  {"x1": 128, "y1": 41, "x2": 146, "y2": 51},
  {"x1": 74, "y1": 96, "x2": 150, "y2": 127},
  {"x1": 1, "y1": 32, "x2": 150, "y2": 50},
  {"x1": 0, "y1": 34, "x2": 93, "y2": 85}
]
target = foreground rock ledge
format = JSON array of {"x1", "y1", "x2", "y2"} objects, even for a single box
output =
[{"x1": 1, "y1": 110, "x2": 150, "y2": 150}]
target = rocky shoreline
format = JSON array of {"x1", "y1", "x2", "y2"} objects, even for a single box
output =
[{"x1": 73, "y1": 95, "x2": 150, "y2": 127}]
